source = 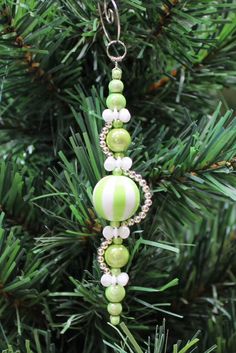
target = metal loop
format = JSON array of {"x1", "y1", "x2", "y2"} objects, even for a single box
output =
[{"x1": 106, "y1": 40, "x2": 127, "y2": 62}]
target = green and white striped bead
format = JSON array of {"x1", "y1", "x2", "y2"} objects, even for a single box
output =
[{"x1": 93, "y1": 175, "x2": 140, "y2": 222}]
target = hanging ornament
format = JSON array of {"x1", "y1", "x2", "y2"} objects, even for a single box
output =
[{"x1": 94, "y1": 0, "x2": 152, "y2": 325}]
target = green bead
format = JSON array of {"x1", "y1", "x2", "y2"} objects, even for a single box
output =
[
  {"x1": 106, "y1": 94, "x2": 126, "y2": 111},
  {"x1": 105, "y1": 244, "x2": 129, "y2": 268},
  {"x1": 108, "y1": 303, "x2": 122, "y2": 316},
  {"x1": 111, "y1": 268, "x2": 121, "y2": 276},
  {"x1": 110, "y1": 315, "x2": 120, "y2": 325},
  {"x1": 105, "y1": 285, "x2": 126, "y2": 302},
  {"x1": 113, "y1": 120, "x2": 123, "y2": 128},
  {"x1": 113, "y1": 168, "x2": 123, "y2": 176},
  {"x1": 114, "y1": 152, "x2": 125, "y2": 158},
  {"x1": 112, "y1": 68, "x2": 122, "y2": 80},
  {"x1": 113, "y1": 237, "x2": 123, "y2": 245},
  {"x1": 106, "y1": 128, "x2": 131, "y2": 152},
  {"x1": 110, "y1": 221, "x2": 120, "y2": 228},
  {"x1": 109, "y1": 80, "x2": 124, "y2": 93}
]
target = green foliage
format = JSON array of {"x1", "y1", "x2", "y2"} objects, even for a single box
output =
[{"x1": 0, "y1": 0, "x2": 236, "y2": 352}]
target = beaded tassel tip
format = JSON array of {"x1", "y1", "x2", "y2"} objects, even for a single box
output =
[{"x1": 93, "y1": 67, "x2": 152, "y2": 325}]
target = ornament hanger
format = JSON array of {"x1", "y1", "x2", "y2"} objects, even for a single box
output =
[{"x1": 98, "y1": 0, "x2": 127, "y2": 63}]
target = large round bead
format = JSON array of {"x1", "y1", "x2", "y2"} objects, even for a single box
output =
[
  {"x1": 106, "y1": 93, "x2": 126, "y2": 111},
  {"x1": 105, "y1": 245, "x2": 129, "y2": 268},
  {"x1": 105, "y1": 285, "x2": 126, "y2": 302},
  {"x1": 106, "y1": 128, "x2": 131, "y2": 152},
  {"x1": 92, "y1": 176, "x2": 140, "y2": 221}
]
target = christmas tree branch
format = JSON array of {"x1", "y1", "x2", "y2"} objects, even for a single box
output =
[
  {"x1": 155, "y1": 0, "x2": 179, "y2": 37},
  {"x1": 0, "y1": 5, "x2": 57, "y2": 91}
]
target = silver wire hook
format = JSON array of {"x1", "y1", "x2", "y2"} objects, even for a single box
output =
[{"x1": 98, "y1": 0, "x2": 127, "y2": 63}]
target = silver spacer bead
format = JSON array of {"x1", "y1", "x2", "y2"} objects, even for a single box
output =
[
  {"x1": 97, "y1": 255, "x2": 104, "y2": 263},
  {"x1": 102, "y1": 127, "x2": 109, "y2": 134},
  {"x1": 129, "y1": 171, "x2": 136, "y2": 178},
  {"x1": 100, "y1": 133, "x2": 106, "y2": 140},
  {"x1": 142, "y1": 205, "x2": 149, "y2": 213},
  {"x1": 145, "y1": 199, "x2": 152, "y2": 207},
  {"x1": 134, "y1": 216, "x2": 141, "y2": 223},
  {"x1": 143, "y1": 185, "x2": 150, "y2": 192},
  {"x1": 135, "y1": 174, "x2": 143, "y2": 182},
  {"x1": 97, "y1": 248, "x2": 104, "y2": 256},
  {"x1": 128, "y1": 219, "x2": 135, "y2": 226},
  {"x1": 145, "y1": 192, "x2": 152, "y2": 199},
  {"x1": 100, "y1": 141, "x2": 106, "y2": 147},
  {"x1": 140, "y1": 212, "x2": 146, "y2": 219},
  {"x1": 140, "y1": 179, "x2": 147, "y2": 187}
]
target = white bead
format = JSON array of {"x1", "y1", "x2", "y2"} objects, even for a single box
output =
[
  {"x1": 102, "y1": 109, "x2": 114, "y2": 123},
  {"x1": 113, "y1": 108, "x2": 119, "y2": 120},
  {"x1": 101, "y1": 273, "x2": 112, "y2": 287},
  {"x1": 119, "y1": 108, "x2": 131, "y2": 123},
  {"x1": 111, "y1": 276, "x2": 117, "y2": 285},
  {"x1": 104, "y1": 156, "x2": 116, "y2": 171},
  {"x1": 117, "y1": 273, "x2": 129, "y2": 286},
  {"x1": 103, "y1": 226, "x2": 114, "y2": 240},
  {"x1": 115, "y1": 158, "x2": 122, "y2": 169},
  {"x1": 121, "y1": 157, "x2": 132, "y2": 171},
  {"x1": 118, "y1": 226, "x2": 130, "y2": 239}
]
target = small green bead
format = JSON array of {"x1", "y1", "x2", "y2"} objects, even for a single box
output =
[
  {"x1": 108, "y1": 303, "x2": 122, "y2": 316},
  {"x1": 112, "y1": 168, "x2": 123, "y2": 176},
  {"x1": 111, "y1": 268, "x2": 121, "y2": 276},
  {"x1": 106, "y1": 94, "x2": 126, "y2": 111},
  {"x1": 112, "y1": 68, "x2": 122, "y2": 80},
  {"x1": 113, "y1": 237, "x2": 123, "y2": 245},
  {"x1": 110, "y1": 221, "x2": 120, "y2": 227},
  {"x1": 114, "y1": 152, "x2": 125, "y2": 158},
  {"x1": 113, "y1": 120, "x2": 123, "y2": 128},
  {"x1": 105, "y1": 244, "x2": 129, "y2": 268},
  {"x1": 106, "y1": 128, "x2": 131, "y2": 152},
  {"x1": 110, "y1": 315, "x2": 120, "y2": 325},
  {"x1": 105, "y1": 285, "x2": 126, "y2": 302},
  {"x1": 109, "y1": 80, "x2": 124, "y2": 93}
]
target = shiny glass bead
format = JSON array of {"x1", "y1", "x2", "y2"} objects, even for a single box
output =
[
  {"x1": 105, "y1": 284, "x2": 126, "y2": 302},
  {"x1": 113, "y1": 120, "x2": 123, "y2": 128},
  {"x1": 109, "y1": 80, "x2": 124, "y2": 93},
  {"x1": 112, "y1": 67, "x2": 122, "y2": 80},
  {"x1": 106, "y1": 128, "x2": 131, "y2": 152},
  {"x1": 105, "y1": 245, "x2": 129, "y2": 268},
  {"x1": 106, "y1": 94, "x2": 126, "y2": 111},
  {"x1": 113, "y1": 237, "x2": 123, "y2": 245},
  {"x1": 110, "y1": 315, "x2": 120, "y2": 325},
  {"x1": 111, "y1": 268, "x2": 121, "y2": 276}
]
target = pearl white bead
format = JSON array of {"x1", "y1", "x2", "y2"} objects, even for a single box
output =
[
  {"x1": 103, "y1": 226, "x2": 114, "y2": 240},
  {"x1": 118, "y1": 226, "x2": 130, "y2": 239},
  {"x1": 121, "y1": 157, "x2": 132, "y2": 171},
  {"x1": 101, "y1": 273, "x2": 112, "y2": 287},
  {"x1": 119, "y1": 108, "x2": 131, "y2": 123},
  {"x1": 117, "y1": 273, "x2": 129, "y2": 286},
  {"x1": 102, "y1": 109, "x2": 114, "y2": 123},
  {"x1": 111, "y1": 276, "x2": 117, "y2": 285},
  {"x1": 104, "y1": 156, "x2": 116, "y2": 171}
]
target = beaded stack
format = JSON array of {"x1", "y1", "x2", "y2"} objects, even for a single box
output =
[{"x1": 93, "y1": 67, "x2": 152, "y2": 325}]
